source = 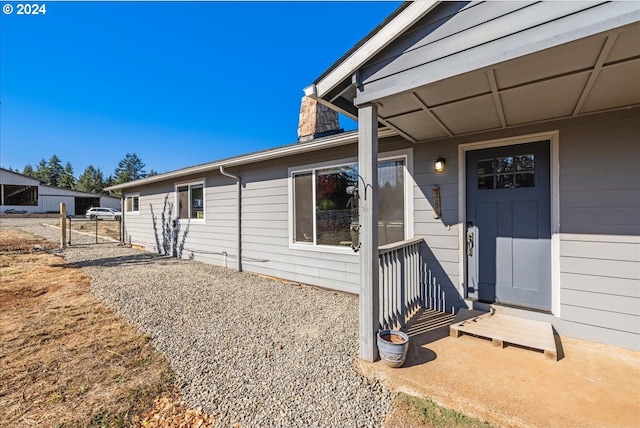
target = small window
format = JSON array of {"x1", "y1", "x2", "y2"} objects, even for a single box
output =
[
  {"x1": 293, "y1": 173, "x2": 313, "y2": 243},
  {"x1": 125, "y1": 194, "x2": 140, "y2": 213},
  {"x1": 176, "y1": 181, "x2": 204, "y2": 220},
  {"x1": 478, "y1": 154, "x2": 535, "y2": 190}
]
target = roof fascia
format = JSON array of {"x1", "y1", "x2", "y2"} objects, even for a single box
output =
[
  {"x1": 311, "y1": 1, "x2": 440, "y2": 100},
  {"x1": 355, "y1": 4, "x2": 640, "y2": 106},
  {"x1": 105, "y1": 128, "x2": 398, "y2": 192}
]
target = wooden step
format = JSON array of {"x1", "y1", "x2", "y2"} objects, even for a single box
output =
[{"x1": 450, "y1": 312, "x2": 558, "y2": 361}]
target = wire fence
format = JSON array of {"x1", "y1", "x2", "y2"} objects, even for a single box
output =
[{"x1": 66, "y1": 216, "x2": 122, "y2": 246}]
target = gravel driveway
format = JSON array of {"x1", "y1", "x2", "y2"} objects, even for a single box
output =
[{"x1": 5, "y1": 219, "x2": 394, "y2": 427}]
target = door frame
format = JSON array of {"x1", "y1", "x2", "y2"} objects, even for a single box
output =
[{"x1": 457, "y1": 131, "x2": 560, "y2": 316}]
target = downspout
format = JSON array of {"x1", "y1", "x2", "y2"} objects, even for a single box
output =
[
  {"x1": 119, "y1": 194, "x2": 125, "y2": 245},
  {"x1": 219, "y1": 166, "x2": 242, "y2": 272}
]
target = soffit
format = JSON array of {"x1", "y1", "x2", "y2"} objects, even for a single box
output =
[{"x1": 372, "y1": 25, "x2": 640, "y2": 143}]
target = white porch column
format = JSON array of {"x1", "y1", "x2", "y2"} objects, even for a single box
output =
[{"x1": 358, "y1": 103, "x2": 379, "y2": 362}]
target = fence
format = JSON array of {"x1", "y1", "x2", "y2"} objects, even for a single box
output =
[{"x1": 66, "y1": 216, "x2": 121, "y2": 245}]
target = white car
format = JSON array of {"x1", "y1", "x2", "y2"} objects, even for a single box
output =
[{"x1": 85, "y1": 207, "x2": 122, "y2": 221}]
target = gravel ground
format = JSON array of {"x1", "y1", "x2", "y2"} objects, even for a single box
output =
[{"x1": 4, "y1": 219, "x2": 394, "y2": 427}]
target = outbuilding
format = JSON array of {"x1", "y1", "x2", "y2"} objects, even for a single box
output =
[{"x1": 0, "y1": 167, "x2": 120, "y2": 215}]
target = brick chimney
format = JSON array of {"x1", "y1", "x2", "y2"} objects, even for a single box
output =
[{"x1": 297, "y1": 96, "x2": 342, "y2": 143}]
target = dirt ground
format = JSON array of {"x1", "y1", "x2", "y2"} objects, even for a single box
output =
[
  {"x1": 0, "y1": 229, "x2": 217, "y2": 427},
  {"x1": 0, "y1": 227, "x2": 453, "y2": 428},
  {"x1": 70, "y1": 220, "x2": 122, "y2": 241}
]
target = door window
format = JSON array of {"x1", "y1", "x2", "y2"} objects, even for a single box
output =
[{"x1": 477, "y1": 155, "x2": 535, "y2": 190}]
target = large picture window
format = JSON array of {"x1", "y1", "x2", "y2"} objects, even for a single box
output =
[
  {"x1": 291, "y1": 156, "x2": 407, "y2": 248},
  {"x1": 176, "y1": 181, "x2": 204, "y2": 220}
]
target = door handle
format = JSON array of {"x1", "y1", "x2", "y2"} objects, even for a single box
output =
[{"x1": 466, "y1": 231, "x2": 474, "y2": 256}]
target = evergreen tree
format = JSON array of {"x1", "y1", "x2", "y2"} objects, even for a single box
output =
[
  {"x1": 76, "y1": 165, "x2": 105, "y2": 194},
  {"x1": 34, "y1": 159, "x2": 49, "y2": 182},
  {"x1": 59, "y1": 162, "x2": 76, "y2": 189},
  {"x1": 147, "y1": 169, "x2": 159, "y2": 177},
  {"x1": 46, "y1": 155, "x2": 64, "y2": 186},
  {"x1": 104, "y1": 175, "x2": 119, "y2": 196},
  {"x1": 104, "y1": 174, "x2": 116, "y2": 189},
  {"x1": 114, "y1": 153, "x2": 146, "y2": 184},
  {"x1": 22, "y1": 164, "x2": 35, "y2": 177}
]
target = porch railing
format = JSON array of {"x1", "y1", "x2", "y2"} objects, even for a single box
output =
[
  {"x1": 378, "y1": 237, "x2": 449, "y2": 330},
  {"x1": 378, "y1": 237, "x2": 424, "y2": 330}
]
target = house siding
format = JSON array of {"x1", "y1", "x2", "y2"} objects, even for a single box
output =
[
  {"x1": 557, "y1": 113, "x2": 640, "y2": 348},
  {"x1": 123, "y1": 137, "x2": 411, "y2": 295},
  {"x1": 119, "y1": 108, "x2": 638, "y2": 349},
  {"x1": 405, "y1": 108, "x2": 639, "y2": 349},
  {"x1": 413, "y1": 139, "x2": 462, "y2": 311}
]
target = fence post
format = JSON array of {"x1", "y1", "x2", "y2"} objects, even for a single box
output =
[
  {"x1": 60, "y1": 203, "x2": 66, "y2": 249},
  {"x1": 95, "y1": 217, "x2": 99, "y2": 244},
  {"x1": 68, "y1": 216, "x2": 72, "y2": 245}
]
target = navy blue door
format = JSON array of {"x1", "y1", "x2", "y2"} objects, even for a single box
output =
[{"x1": 466, "y1": 141, "x2": 551, "y2": 310}]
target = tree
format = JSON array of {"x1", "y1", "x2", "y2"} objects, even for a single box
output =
[
  {"x1": 46, "y1": 155, "x2": 64, "y2": 186},
  {"x1": 59, "y1": 162, "x2": 76, "y2": 189},
  {"x1": 114, "y1": 153, "x2": 146, "y2": 184},
  {"x1": 76, "y1": 165, "x2": 105, "y2": 194},
  {"x1": 34, "y1": 159, "x2": 49, "y2": 182},
  {"x1": 104, "y1": 174, "x2": 115, "y2": 188},
  {"x1": 22, "y1": 164, "x2": 35, "y2": 177},
  {"x1": 147, "y1": 169, "x2": 159, "y2": 177}
]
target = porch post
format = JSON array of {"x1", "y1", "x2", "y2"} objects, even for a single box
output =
[{"x1": 358, "y1": 102, "x2": 379, "y2": 362}]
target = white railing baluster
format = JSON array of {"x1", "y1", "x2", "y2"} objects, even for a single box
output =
[{"x1": 378, "y1": 237, "x2": 426, "y2": 332}]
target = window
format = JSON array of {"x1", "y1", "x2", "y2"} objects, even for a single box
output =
[
  {"x1": 125, "y1": 194, "x2": 140, "y2": 213},
  {"x1": 477, "y1": 154, "x2": 535, "y2": 190},
  {"x1": 176, "y1": 181, "x2": 204, "y2": 220},
  {"x1": 291, "y1": 155, "x2": 407, "y2": 249}
]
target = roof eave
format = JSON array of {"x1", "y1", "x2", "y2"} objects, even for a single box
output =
[
  {"x1": 310, "y1": 1, "x2": 441, "y2": 104},
  {"x1": 104, "y1": 128, "x2": 398, "y2": 192}
]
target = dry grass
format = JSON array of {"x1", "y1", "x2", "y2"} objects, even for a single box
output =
[
  {"x1": 0, "y1": 229, "x2": 217, "y2": 427},
  {"x1": 71, "y1": 220, "x2": 122, "y2": 241},
  {"x1": 383, "y1": 394, "x2": 492, "y2": 428}
]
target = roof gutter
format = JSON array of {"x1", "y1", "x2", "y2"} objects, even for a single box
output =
[{"x1": 219, "y1": 166, "x2": 242, "y2": 272}]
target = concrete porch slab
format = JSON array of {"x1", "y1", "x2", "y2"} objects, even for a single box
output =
[{"x1": 358, "y1": 309, "x2": 640, "y2": 428}]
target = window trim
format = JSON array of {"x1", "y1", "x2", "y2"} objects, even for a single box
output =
[
  {"x1": 174, "y1": 178, "x2": 206, "y2": 223},
  {"x1": 288, "y1": 148, "x2": 413, "y2": 254},
  {"x1": 124, "y1": 193, "x2": 140, "y2": 215}
]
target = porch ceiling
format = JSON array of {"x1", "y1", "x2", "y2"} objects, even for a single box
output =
[{"x1": 373, "y1": 24, "x2": 640, "y2": 143}]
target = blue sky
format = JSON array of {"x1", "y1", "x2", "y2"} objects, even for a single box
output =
[{"x1": 0, "y1": 1, "x2": 400, "y2": 177}]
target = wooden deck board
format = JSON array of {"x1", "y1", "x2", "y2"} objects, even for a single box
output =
[{"x1": 450, "y1": 313, "x2": 558, "y2": 360}]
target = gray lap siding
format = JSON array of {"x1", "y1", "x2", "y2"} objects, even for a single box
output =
[
  {"x1": 557, "y1": 112, "x2": 640, "y2": 348},
  {"x1": 120, "y1": 108, "x2": 638, "y2": 349}
]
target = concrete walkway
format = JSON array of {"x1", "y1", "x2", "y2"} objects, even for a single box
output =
[{"x1": 359, "y1": 309, "x2": 640, "y2": 428}]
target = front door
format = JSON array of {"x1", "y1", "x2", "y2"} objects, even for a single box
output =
[{"x1": 466, "y1": 141, "x2": 551, "y2": 310}]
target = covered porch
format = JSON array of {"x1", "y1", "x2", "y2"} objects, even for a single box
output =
[
  {"x1": 308, "y1": 1, "x2": 640, "y2": 360},
  {"x1": 360, "y1": 307, "x2": 640, "y2": 428}
]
